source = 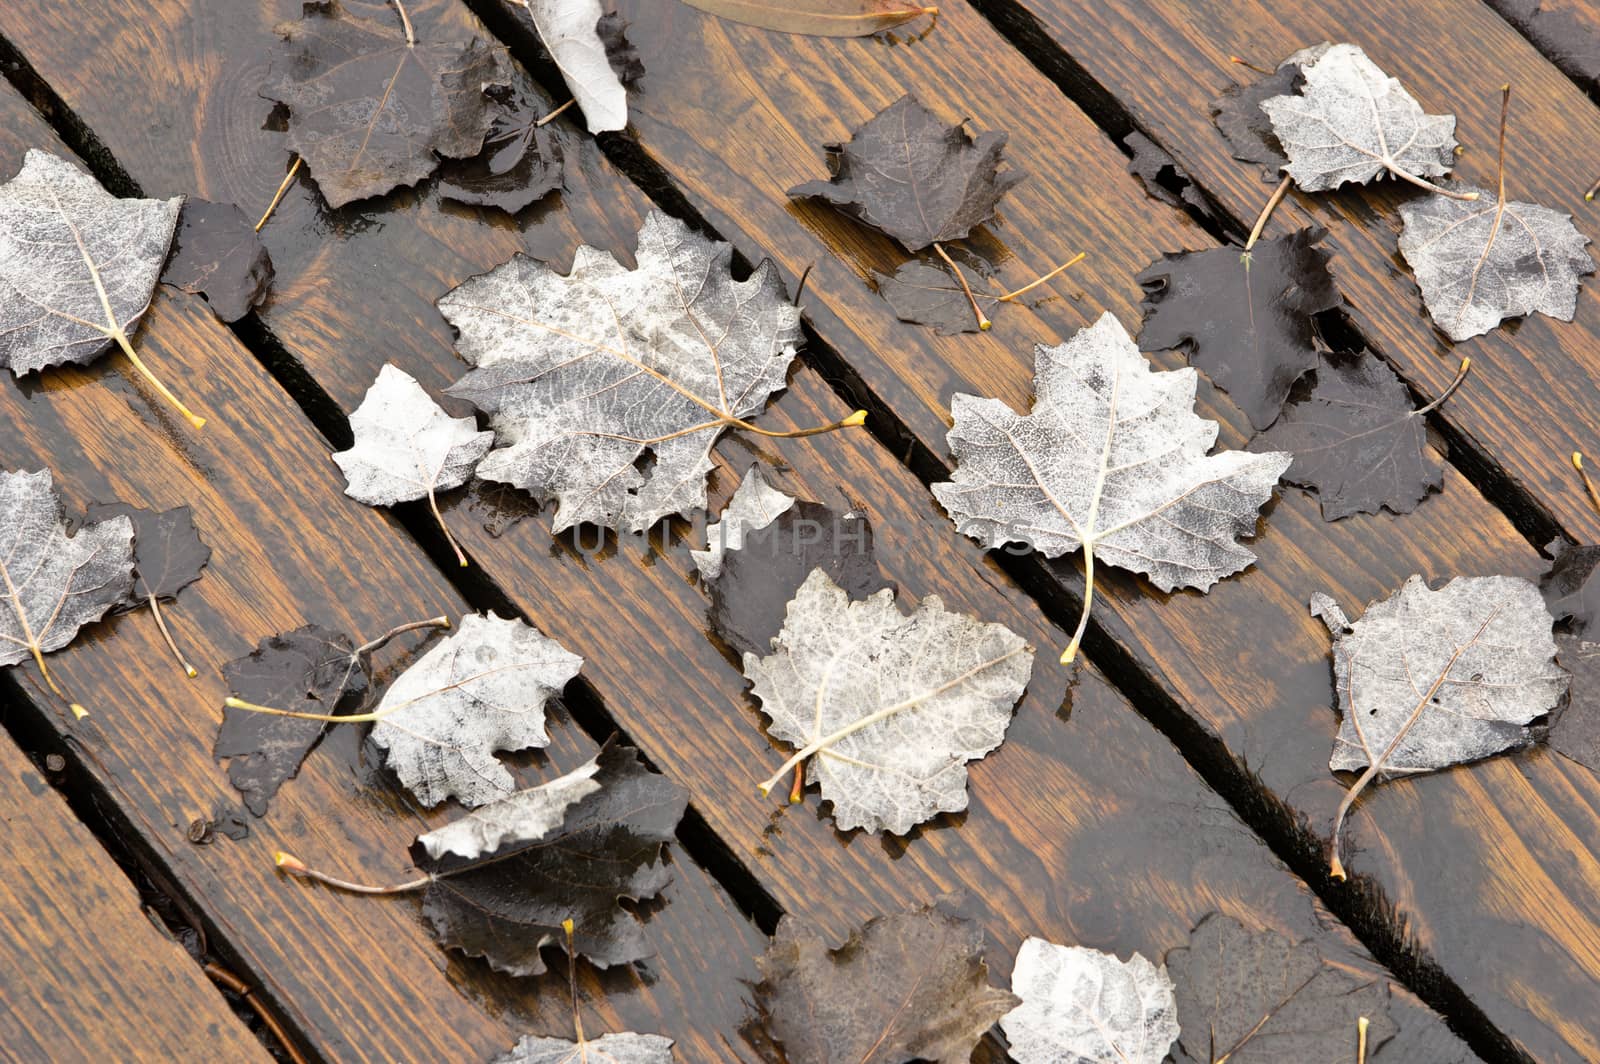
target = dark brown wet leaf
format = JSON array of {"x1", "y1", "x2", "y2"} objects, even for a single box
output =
[
  {"x1": 84, "y1": 502, "x2": 211, "y2": 608},
  {"x1": 214, "y1": 625, "x2": 368, "y2": 816},
  {"x1": 872, "y1": 257, "x2": 996, "y2": 335},
  {"x1": 1251, "y1": 352, "x2": 1441, "y2": 519},
  {"x1": 597, "y1": 13, "x2": 645, "y2": 87},
  {"x1": 160, "y1": 199, "x2": 273, "y2": 322},
  {"x1": 1211, "y1": 62, "x2": 1303, "y2": 177},
  {"x1": 754, "y1": 899, "x2": 1017, "y2": 1063},
  {"x1": 1543, "y1": 539, "x2": 1600, "y2": 634},
  {"x1": 1137, "y1": 227, "x2": 1341, "y2": 430},
  {"x1": 1123, "y1": 132, "x2": 1217, "y2": 221},
  {"x1": 263, "y1": 0, "x2": 511, "y2": 207},
  {"x1": 1165, "y1": 913, "x2": 1397, "y2": 1064},
  {"x1": 1541, "y1": 540, "x2": 1600, "y2": 771},
  {"x1": 789, "y1": 95, "x2": 1023, "y2": 251},
  {"x1": 1476, "y1": 2, "x2": 1600, "y2": 94},
  {"x1": 677, "y1": 0, "x2": 935, "y2": 37},
  {"x1": 438, "y1": 76, "x2": 565, "y2": 214}
]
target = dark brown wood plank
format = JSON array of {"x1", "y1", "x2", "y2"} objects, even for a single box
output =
[
  {"x1": 0, "y1": 729, "x2": 269, "y2": 1063},
  {"x1": 0, "y1": 84, "x2": 764, "y2": 1064}
]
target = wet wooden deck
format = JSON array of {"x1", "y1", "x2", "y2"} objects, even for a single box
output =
[{"x1": 1, "y1": 0, "x2": 1598, "y2": 1060}]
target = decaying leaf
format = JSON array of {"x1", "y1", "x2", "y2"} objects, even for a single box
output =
[
  {"x1": 691, "y1": 464, "x2": 795, "y2": 581},
  {"x1": 83, "y1": 502, "x2": 210, "y2": 609},
  {"x1": 495, "y1": 1032, "x2": 673, "y2": 1064},
  {"x1": 1136, "y1": 227, "x2": 1341, "y2": 430},
  {"x1": 0, "y1": 151, "x2": 201, "y2": 428},
  {"x1": 677, "y1": 0, "x2": 935, "y2": 37},
  {"x1": 1251, "y1": 351, "x2": 1448, "y2": 519},
  {"x1": 1259, "y1": 43, "x2": 1461, "y2": 196},
  {"x1": 1311, "y1": 575, "x2": 1567, "y2": 877},
  {"x1": 1165, "y1": 913, "x2": 1396, "y2": 1064},
  {"x1": 1212, "y1": 60, "x2": 1303, "y2": 176},
  {"x1": 418, "y1": 754, "x2": 600, "y2": 860},
  {"x1": 789, "y1": 95, "x2": 1024, "y2": 251},
  {"x1": 1001, "y1": 936, "x2": 1179, "y2": 1064},
  {"x1": 438, "y1": 75, "x2": 565, "y2": 214},
  {"x1": 596, "y1": 13, "x2": 645, "y2": 89},
  {"x1": 161, "y1": 198, "x2": 274, "y2": 322},
  {"x1": 933, "y1": 313, "x2": 1291, "y2": 662},
  {"x1": 0, "y1": 470, "x2": 134, "y2": 718},
  {"x1": 442, "y1": 210, "x2": 830, "y2": 533},
  {"x1": 369, "y1": 612, "x2": 583, "y2": 808},
  {"x1": 1540, "y1": 540, "x2": 1600, "y2": 772},
  {"x1": 1124, "y1": 131, "x2": 1217, "y2": 222},
  {"x1": 754, "y1": 900, "x2": 1018, "y2": 1064},
  {"x1": 520, "y1": 0, "x2": 628, "y2": 134},
  {"x1": 743, "y1": 568, "x2": 1032, "y2": 833},
  {"x1": 263, "y1": 0, "x2": 511, "y2": 207},
  {"x1": 331, "y1": 364, "x2": 493, "y2": 565},
  {"x1": 873, "y1": 257, "x2": 997, "y2": 335}
]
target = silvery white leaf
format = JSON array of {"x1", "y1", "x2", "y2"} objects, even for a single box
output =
[
  {"x1": 418, "y1": 754, "x2": 602, "y2": 859},
  {"x1": 1260, "y1": 43, "x2": 1457, "y2": 192},
  {"x1": 691, "y1": 465, "x2": 795, "y2": 580},
  {"x1": 369, "y1": 612, "x2": 583, "y2": 807},
  {"x1": 933, "y1": 313, "x2": 1291, "y2": 593},
  {"x1": 1398, "y1": 184, "x2": 1594, "y2": 341},
  {"x1": 332, "y1": 364, "x2": 493, "y2": 506},
  {"x1": 0, "y1": 150, "x2": 181, "y2": 375},
  {"x1": 1002, "y1": 937, "x2": 1179, "y2": 1064},
  {"x1": 442, "y1": 210, "x2": 802, "y2": 533},
  {"x1": 526, "y1": 0, "x2": 627, "y2": 134},
  {"x1": 0, "y1": 469, "x2": 135, "y2": 673},
  {"x1": 495, "y1": 1032, "x2": 673, "y2": 1064},
  {"x1": 742, "y1": 568, "x2": 1033, "y2": 834}
]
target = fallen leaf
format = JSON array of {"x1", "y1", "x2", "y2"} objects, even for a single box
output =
[
  {"x1": 1165, "y1": 913, "x2": 1396, "y2": 1064},
  {"x1": 754, "y1": 899, "x2": 1018, "y2": 1064},
  {"x1": 1311, "y1": 575, "x2": 1567, "y2": 877},
  {"x1": 161, "y1": 198, "x2": 274, "y2": 322},
  {"x1": 596, "y1": 13, "x2": 645, "y2": 88},
  {"x1": 932, "y1": 313, "x2": 1291, "y2": 662},
  {"x1": 1137, "y1": 227, "x2": 1341, "y2": 430},
  {"x1": 1001, "y1": 936, "x2": 1179, "y2": 1064},
  {"x1": 520, "y1": 0, "x2": 628, "y2": 133},
  {"x1": 744, "y1": 568, "x2": 1031, "y2": 833},
  {"x1": 1260, "y1": 43, "x2": 1460, "y2": 195},
  {"x1": 331, "y1": 364, "x2": 493, "y2": 565},
  {"x1": 441, "y1": 210, "x2": 813, "y2": 533},
  {"x1": 495, "y1": 1032, "x2": 673, "y2": 1064},
  {"x1": 418, "y1": 755, "x2": 600, "y2": 860},
  {"x1": 1493, "y1": 2, "x2": 1600, "y2": 94},
  {"x1": 691, "y1": 464, "x2": 795, "y2": 581},
  {"x1": 1212, "y1": 61, "x2": 1303, "y2": 176},
  {"x1": 1540, "y1": 540, "x2": 1600, "y2": 772},
  {"x1": 1542, "y1": 539, "x2": 1600, "y2": 633},
  {"x1": 873, "y1": 256, "x2": 997, "y2": 335},
  {"x1": 369, "y1": 612, "x2": 583, "y2": 808},
  {"x1": 263, "y1": 0, "x2": 511, "y2": 207},
  {"x1": 677, "y1": 0, "x2": 935, "y2": 37},
  {"x1": 1251, "y1": 351, "x2": 1444, "y2": 519},
  {"x1": 83, "y1": 502, "x2": 210, "y2": 608},
  {"x1": 438, "y1": 77, "x2": 565, "y2": 214},
  {"x1": 1124, "y1": 131, "x2": 1217, "y2": 221},
  {"x1": 789, "y1": 94, "x2": 1024, "y2": 251}
]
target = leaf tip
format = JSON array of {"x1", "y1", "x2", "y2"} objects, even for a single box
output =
[
  {"x1": 274, "y1": 851, "x2": 307, "y2": 874},
  {"x1": 561, "y1": 917, "x2": 575, "y2": 935},
  {"x1": 68, "y1": 703, "x2": 88, "y2": 720},
  {"x1": 185, "y1": 666, "x2": 199, "y2": 679},
  {"x1": 1329, "y1": 855, "x2": 1347, "y2": 881},
  {"x1": 844, "y1": 410, "x2": 868, "y2": 428},
  {"x1": 1575, "y1": 451, "x2": 1586, "y2": 471}
]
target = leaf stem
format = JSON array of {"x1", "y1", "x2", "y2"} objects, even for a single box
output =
[
  {"x1": 563, "y1": 918, "x2": 586, "y2": 1046},
  {"x1": 274, "y1": 850, "x2": 431, "y2": 895},
  {"x1": 1245, "y1": 175, "x2": 1292, "y2": 251},
  {"x1": 203, "y1": 964, "x2": 309, "y2": 1064},
  {"x1": 1413, "y1": 357, "x2": 1470, "y2": 416},
  {"x1": 536, "y1": 99, "x2": 577, "y2": 127},
  {"x1": 30, "y1": 646, "x2": 86, "y2": 719},
  {"x1": 147, "y1": 590, "x2": 199, "y2": 678},
  {"x1": 788, "y1": 761, "x2": 804, "y2": 804},
  {"x1": 254, "y1": 157, "x2": 302, "y2": 233},
  {"x1": 111, "y1": 327, "x2": 208, "y2": 430},
  {"x1": 391, "y1": 0, "x2": 415, "y2": 46},
  {"x1": 932, "y1": 242, "x2": 991, "y2": 330},
  {"x1": 1357, "y1": 1016, "x2": 1370, "y2": 1064},
  {"x1": 1586, "y1": 175, "x2": 1600, "y2": 202},
  {"x1": 354, "y1": 614, "x2": 451, "y2": 658},
  {"x1": 1388, "y1": 166, "x2": 1478, "y2": 201},
  {"x1": 428, "y1": 486, "x2": 469, "y2": 567},
  {"x1": 1060, "y1": 542, "x2": 1094, "y2": 664},
  {"x1": 739, "y1": 409, "x2": 867, "y2": 438},
  {"x1": 1229, "y1": 54, "x2": 1273, "y2": 76},
  {"x1": 1574, "y1": 452, "x2": 1600, "y2": 519},
  {"x1": 997, "y1": 252, "x2": 1086, "y2": 303},
  {"x1": 1495, "y1": 85, "x2": 1510, "y2": 205}
]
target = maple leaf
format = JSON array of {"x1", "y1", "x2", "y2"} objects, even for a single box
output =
[
  {"x1": 262, "y1": 0, "x2": 511, "y2": 207},
  {"x1": 676, "y1": 0, "x2": 936, "y2": 37},
  {"x1": 1311, "y1": 575, "x2": 1568, "y2": 878},
  {"x1": 1165, "y1": 913, "x2": 1397, "y2": 1064},
  {"x1": 442, "y1": 210, "x2": 856, "y2": 532},
  {"x1": 1136, "y1": 227, "x2": 1341, "y2": 430},
  {"x1": 367, "y1": 612, "x2": 583, "y2": 808},
  {"x1": 1251, "y1": 351, "x2": 1466, "y2": 520},
  {"x1": 160, "y1": 198, "x2": 274, "y2": 322},
  {"x1": 331, "y1": 364, "x2": 494, "y2": 566},
  {"x1": 690, "y1": 464, "x2": 795, "y2": 581},
  {"x1": 0, "y1": 150, "x2": 202, "y2": 428},
  {"x1": 1259, "y1": 43, "x2": 1466, "y2": 198},
  {"x1": 0, "y1": 470, "x2": 134, "y2": 719},
  {"x1": 744, "y1": 568, "x2": 1032, "y2": 833},
  {"x1": 788, "y1": 94, "x2": 1024, "y2": 251},
  {"x1": 1001, "y1": 937, "x2": 1179, "y2": 1064},
  {"x1": 495, "y1": 1033, "x2": 673, "y2": 1064},
  {"x1": 438, "y1": 76, "x2": 565, "y2": 214},
  {"x1": 754, "y1": 899, "x2": 1018, "y2": 1064},
  {"x1": 515, "y1": 0, "x2": 628, "y2": 134},
  {"x1": 84, "y1": 501, "x2": 211, "y2": 678},
  {"x1": 932, "y1": 313, "x2": 1291, "y2": 663},
  {"x1": 1397, "y1": 88, "x2": 1594, "y2": 342}
]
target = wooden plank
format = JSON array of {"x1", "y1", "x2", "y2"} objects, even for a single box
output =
[
  {"x1": 0, "y1": 85, "x2": 765, "y2": 1064},
  {"x1": 0, "y1": 729, "x2": 269, "y2": 1063}
]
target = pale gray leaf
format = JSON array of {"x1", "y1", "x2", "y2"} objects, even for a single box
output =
[
  {"x1": 418, "y1": 753, "x2": 601, "y2": 859},
  {"x1": 0, "y1": 469, "x2": 134, "y2": 670},
  {"x1": 494, "y1": 1033, "x2": 673, "y2": 1064},
  {"x1": 442, "y1": 210, "x2": 802, "y2": 532},
  {"x1": 1398, "y1": 184, "x2": 1594, "y2": 341},
  {"x1": 1002, "y1": 937, "x2": 1179, "y2": 1064},
  {"x1": 526, "y1": 0, "x2": 627, "y2": 133},
  {"x1": 369, "y1": 612, "x2": 583, "y2": 807},
  {"x1": 1260, "y1": 43, "x2": 1458, "y2": 192},
  {"x1": 331, "y1": 364, "x2": 493, "y2": 506},
  {"x1": 742, "y1": 568, "x2": 1033, "y2": 834},
  {"x1": 691, "y1": 464, "x2": 795, "y2": 580},
  {"x1": 0, "y1": 151, "x2": 181, "y2": 375},
  {"x1": 932, "y1": 313, "x2": 1291, "y2": 593}
]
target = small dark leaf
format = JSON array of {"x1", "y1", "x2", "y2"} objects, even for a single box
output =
[
  {"x1": 1137, "y1": 227, "x2": 1341, "y2": 430},
  {"x1": 597, "y1": 13, "x2": 644, "y2": 88},
  {"x1": 754, "y1": 898, "x2": 1018, "y2": 1063},
  {"x1": 872, "y1": 257, "x2": 996, "y2": 335},
  {"x1": 1493, "y1": 2, "x2": 1600, "y2": 93},
  {"x1": 214, "y1": 625, "x2": 368, "y2": 816},
  {"x1": 1540, "y1": 541, "x2": 1600, "y2": 772},
  {"x1": 1211, "y1": 63, "x2": 1303, "y2": 177},
  {"x1": 84, "y1": 502, "x2": 211, "y2": 608},
  {"x1": 1251, "y1": 352, "x2": 1441, "y2": 519},
  {"x1": 1541, "y1": 539, "x2": 1600, "y2": 633},
  {"x1": 438, "y1": 76, "x2": 565, "y2": 214},
  {"x1": 789, "y1": 94, "x2": 1023, "y2": 252},
  {"x1": 1122, "y1": 131, "x2": 1218, "y2": 222},
  {"x1": 1166, "y1": 913, "x2": 1397, "y2": 1064},
  {"x1": 161, "y1": 199, "x2": 274, "y2": 322}
]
